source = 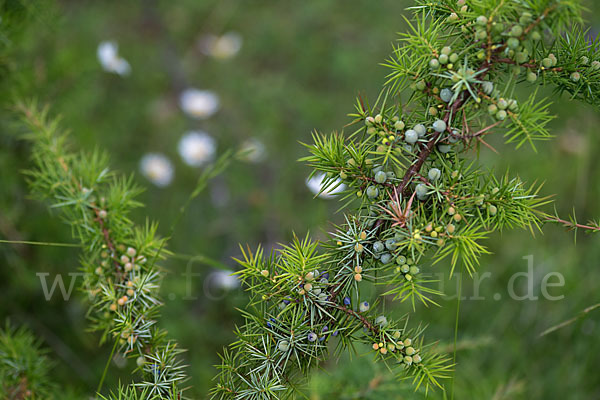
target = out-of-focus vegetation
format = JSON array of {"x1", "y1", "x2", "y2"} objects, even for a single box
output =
[{"x1": 1, "y1": 0, "x2": 599, "y2": 398}]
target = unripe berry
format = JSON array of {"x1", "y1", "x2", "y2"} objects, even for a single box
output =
[
  {"x1": 413, "y1": 354, "x2": 422, "y2": 363},
  {"x1": 507, "y1": 37, "x2": 520, "y2": 49},
  {"x1": 95, "y1": 267, "x2": 103, "y2": 275},
  {"x1": 446, "y1": 223, "x2": 456, "y2": 234},
  {"x1": 415, "y1": 80, "x2": 426, "y2": 91},
  {"x1": 476, "y1": 15, "x2": 488, "y2": 26},
  {"x1": 124, "y1": 262, "x2": 133, "y2": 271},
  {"x1": 260, "y1": 269, "x2": 269, "y2": 277},
  {"x1": 429, "y1": 58, "x2": 440, "y2": 69},
  {"x1": 117, "y1": 296, "x2": 128, "y2": 306},
  {"x1": 439, "y1": 53, "x2": 449, "y2": 64},
  {"x1": 120, "y1": 255, "x2": 129, "y2": 264},
  {"x1": 279, "y1": 340, "x2": 290, "y2": 352},
  {"x1": 404, "y1": 129, "x2": 418, "y2": 144},
  {"x1": 380, "y1": 253, "x2": 392, "y2": 264},
  {"x1": 354, "y1": 243, "x2": 363, "y2": 253},
  {"x1": 489, "y1": 204, "x2": 498, "y2": 215},
  {"x1": 404, "y1": 338, "x2": 412, "y2": 346},
  {"x1": 374, "y1": 170, "x2": 387, "y2": 184},
  {"x1": 409, "y1": 266, "x2": 420, "y2": 275},
  {"x1": 373, "y1": 241, "x2": 384, "y2": 253},
  {"x1": 531, "y1": 31, "x2": 542, "y2": 41},
  {"x1": 437, "y1": 144, "x2": 452, "y2": 153},
  {"x1": 432, "y1": 120, "x2": 447, "y2": 133},
  {"x1": 526, "y1": 71, "x2": 537, "y2": 83},
  {"x1": 414, "y1": 124, "x2": 426, "y2": 137},
  {"x1": 339, "y1": 171, "x2": 348, "y2": 180},
  {"x1": 366, "y1": 186, "x2": 379, "y2": 199},
  {"x1": 448, "y1": 13, "x2": 458, "y2": 22},
  {"x1": 475, "y1": 29, "x2": 487, "y2": 40},
  {"x1": 375, "y1": 315, "x2": 388, "y2": 327},
  {"x1": 429, "y1": 107, "x2": 438, "y2": 116},
  {"x1": 510, "y1": 25, "x2": 523, "y2": 37},
  {"x1": 488, "y1": 104, "x2": 498, "y2": 114},
  {"x1": 374, "y1": 114, "x2": 383, "y2": 124},
  {"x1": 542, "y1": 58, "x2": 553, "y2": 69},
  {"x1": 109, "y1": 303, "x2": 117, "y2": 311},
  {"x1": 359, "y1": 301, "x2": 370, "y2": 312},
  {"x1": 428, "y1": 168, "x2": 441, "y2": 181},
  {"x1": 98, "y1": 210, "x2": 108, "y2": 219},
  {"x1": 354, "y1": 265, "x2": 362, "y2": 274},
  {"x1": 581, "y1": 56, "x2": 589, "y2": 65},
  {"x1": 440, "y1": 88, "x2": 454, "y2": 103},
  {"x1": 496, "y1": 110, "x2": 507, "y2": 120},
  {"x1": 385, "y1": 239, "x2": 396, "y2": 250},
  {"x1": 571, "y1": 72, "x2": 581, "y2": 82},
  {"x1": 403, "y1": 356, "x2": 413, "y2": 365},
  {"x1": 515, "y1": 51, "x2": 528, "y2": 64},
  {"x1": 497, "y1": 98, "x2": 508, "y2": 110},
  {"x1": 449, "y1": 53, "x2": 459, "y2": 63},
  {"x1": 441, "y1": 46, "x2": 452, "y2": 55},
  {"x1": 126, "y1": 247, "x2": 136, "y2": 257},
  {"x1": 354, "y1": 273, "x2": 362, "y2": 282},
  {"x1": 405, "y1": 346, "x2": 416, "y2": 356},
  {"x1": 592, "y1": 61, "x2": 600, "y2": 70}
]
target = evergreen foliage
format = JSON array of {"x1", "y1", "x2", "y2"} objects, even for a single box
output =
[
  {"x1": 211, "y1": 0, "x2": 599, "y2": 398},
  {"x1": 7, "y1": 0, "x2": 600, "y2": 399}
]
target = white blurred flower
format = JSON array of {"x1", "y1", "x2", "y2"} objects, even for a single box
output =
[
  {"x1": 178, "y1": 131, "x2": 216, "y2": 167},
  {"x1": 208, "y1": 270, "x2": 240, "y2": 290},
  {"x1": 305, "y1": 172, "x2": 346, "y2": 199},
  {"x1": 179, "y1": 88, "x2": 219, "y2": 119},
  {"x1": 139, "y1": 153, "x2": 174, "y2": 187},
  {"x1": 97, "y1": 41, "x2": 131, "y2": 76},
  {"x1": 199, "y1": 32, "x2": 243, "y2": 60},
  {"x1": 239, "y1": 138, "x2": 266, "y2": 163}
]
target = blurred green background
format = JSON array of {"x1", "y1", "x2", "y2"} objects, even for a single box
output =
[{"x1": 1, "y1": 0, "x2": 600, "y2": 398}]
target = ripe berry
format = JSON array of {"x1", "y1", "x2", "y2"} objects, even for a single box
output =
[
  {"x1": 405, "y1": 130, "x2": 418, "y2": 144},
  {"x1": 432, "y1": 120, "x2": 447, "y2": 133},
  {"x1": 307, "y1": 332, "x2": 318, "y2": 342},
  {"x1": 373, "y1": 241, "x2": 384, "y2": 253},
  {"x1": 414, "y1": 124, "x2": 427, "y2": 137},
  {"x1": 359, "y1": 301, "x2": 370, "y2": 312},
  {"x1": 440, "y1": 88, "x2": 453, "y2": 103},
  {"x1": 343, "y1": 296, "x2": 351, "y2": 306},
  {"x1": 374, "y1": 170, "x2": 387, "y2": 184}
]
